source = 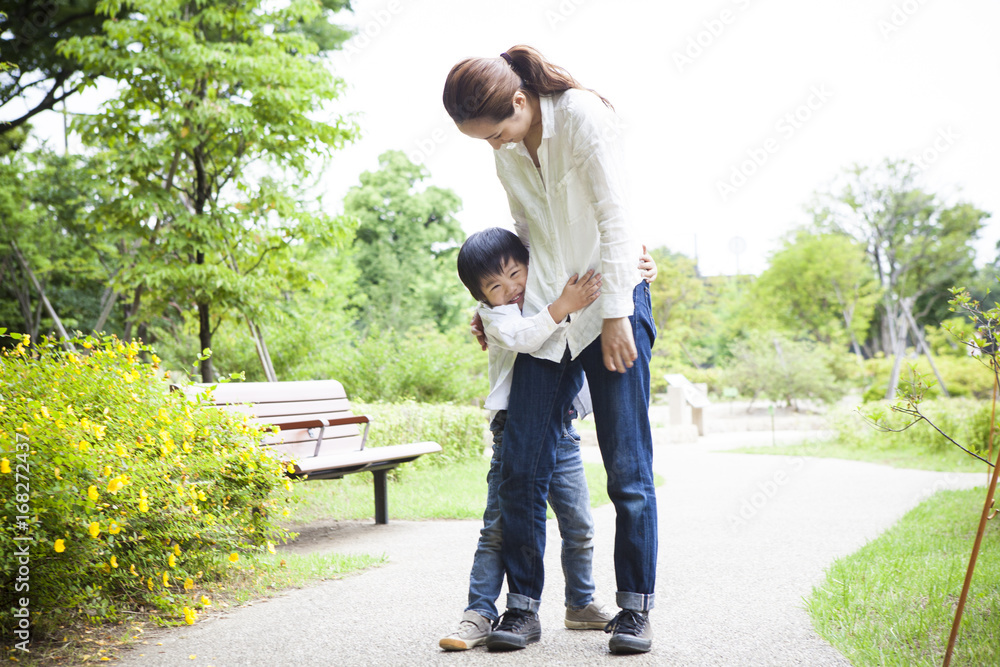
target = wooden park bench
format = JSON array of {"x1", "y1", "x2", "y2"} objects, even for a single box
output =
[{"x1": 193, "y1": 379, "x2": 441, "y2": 524}]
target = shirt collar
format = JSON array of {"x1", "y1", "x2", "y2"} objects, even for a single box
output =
[{"x1": 503, "y1": 94, "x2": 556, "y2": 154}]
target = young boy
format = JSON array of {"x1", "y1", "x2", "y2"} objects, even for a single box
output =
[{"x1": 439, "y1": 227, "x2": 616, "y2": 651}]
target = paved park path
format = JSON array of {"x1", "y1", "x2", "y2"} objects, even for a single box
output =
[{"x1": 115, "y1": 423, "x2": 986, "y2": 666}]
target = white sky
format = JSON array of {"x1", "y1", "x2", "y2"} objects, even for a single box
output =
[
  {"x1": 321, "y1": 0, "x2": 1000, "y2": 276},
  {"x1": 13, "y1": 0, "x2": 1000, "y2": 277}
]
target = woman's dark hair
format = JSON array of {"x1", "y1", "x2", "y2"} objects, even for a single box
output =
[
  {"x1": 457, "y1": 227, "x2": 530, "y2": 303},
  {"x1": 443, "y1": 44, "x2": 611, "y2": 125}
]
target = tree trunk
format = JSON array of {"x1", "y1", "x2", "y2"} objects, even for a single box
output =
[
  {"x1": 903, "y1": 307, "x2": 949, "y2": 397},
  {"x1": 94, "y1": 288, "x2": 119, "y2": 333},
  {"x1": 123, "y1": 286, "x2": 144, "y2": 341},
  {"x1": 11, "y1": 242, "x2": 75, "y2": 351},
  {"x1": 246, "y1": 316, "x2": 277, "y2": 382},
  {"x1": 885, "y1": 312, "x2": 908, "y2": 400}
]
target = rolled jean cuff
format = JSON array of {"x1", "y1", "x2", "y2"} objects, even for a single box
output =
[
  {"x1": 506, "y1": 593, "x2": 541, "y2": 613},
  {"x1": 617, "y1": 591, "x2": 655, "y2": 612}
]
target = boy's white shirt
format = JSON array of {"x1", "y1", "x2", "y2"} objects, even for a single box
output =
[
  {"x1": 494, "y1": 88, "x2": 642, "y2": 362},
  {"x1": 479, "y1": 303, "x2": 593, "y2": 420}
]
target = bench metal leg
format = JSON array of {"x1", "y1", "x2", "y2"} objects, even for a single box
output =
[{"x1": 373, "y1": 469, "x2": 388, "y2": 524}]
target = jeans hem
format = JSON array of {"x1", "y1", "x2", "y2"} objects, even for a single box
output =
[
  {"x1": 505, "y1": 593, "x2": 541, "y2": 613},
  {"x1": 617, "y1": 591, "x2": 655, "y2": 612}
]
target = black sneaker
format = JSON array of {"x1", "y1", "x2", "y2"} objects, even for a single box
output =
[
  {"x1": 485, "y1": 608, "x2": 541, "y2": 651},
  {"x1": 605, "y1": 609, "x2": 652, "y2": 654}
]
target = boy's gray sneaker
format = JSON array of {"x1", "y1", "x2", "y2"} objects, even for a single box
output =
[
  {"x1": 565, "y1": 601, "x2": 616, "y2": 629},
  {"x1": 606, "y1": 609, "x2": 653, "y2": 654},
  {"x1": 439, "y1": 610, "x2": 492, "y2": 651},
  {"x1": 485, "y1": 608, "x2": 541, "y2": 651}
]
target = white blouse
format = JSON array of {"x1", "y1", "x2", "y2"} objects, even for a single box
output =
[{"x1": 494, "y1": 88, "x2": 642, "y2": 362}]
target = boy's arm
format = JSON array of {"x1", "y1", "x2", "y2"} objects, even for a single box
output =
[
  {"x1": 481, "y1": 306, "x2": 562, "y2": 354},
  {"x1": 482, "y1": 270, "x2": 602, "y2": 354}
]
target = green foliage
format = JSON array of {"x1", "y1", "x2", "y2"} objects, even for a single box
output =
[
  {"x1": 0, "y1": 145, "x2": 114, "y2": 339},
  {"x1": 862, "y1": 354, "x2": 995, "y2": 402},
  {"x1": 751, "y1": 229, "x2": 880, "y2": 347},
  {"x1": 292, "y1": 325, "x2": 489, "y2": 405},
  {"x1": 55, "y1": 0, "x2": 359, "y2": 381},
  {"x1": 847, "y1": 397, "x2": 996, "y2": 456},
  {"x1": 355, "y1": 401, "x2": 488, "y2": 469},
  {"x1": 647, "y1": 246, "x2": 716, "y2": 370},
  {"x1": 0, "y1": 334, "x2": 292, "y2": 636},
  {"x1": 812, "y1": 159, "x2": 988, "y2": 357},
  {"x1": 723, "y1": 331, "x2": 850, "y2": 407},
  {"x1": 345, "y1": 150, "x2": 469, "y2": 334}
]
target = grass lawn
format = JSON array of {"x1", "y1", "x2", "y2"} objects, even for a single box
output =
[
  {"x1": 730, "y1": 436, "x2": 994, "y2": 474},
  {"x1": 807, "y1": 487, "x2": 1000, "y2": 666},
  {"x1": 284, "y1": 455, "x2": 658, "y2": 524}
]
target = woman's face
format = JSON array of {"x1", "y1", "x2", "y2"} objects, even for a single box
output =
[{"x1": 458, "y1": 91, "x2": 534, "y2": 150}]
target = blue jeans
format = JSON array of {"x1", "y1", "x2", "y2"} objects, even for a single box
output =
[
  {"x1": 499, "y1": 282, "x2": 657, "y2": 613},
  {"x1": 466, "y1": 409, "x2": 596, "y2": 621}
]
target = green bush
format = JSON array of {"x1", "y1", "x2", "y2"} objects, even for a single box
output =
[
  {"x1": 289, "y1": 326, "x2": 488, "y2": 405},
  {"x1": 356, "y1": 401, "x2": 488, "y2": 471},
  {"x1": 862, "y1": 353, "x2": 994, "y2": 402},
  {"x1": 840, "y1": 397, "x2": 997, "y2": 456},
  {"x1": 722, "y1": 332, "x2": 848, "y2": 406},
  {"x1": 0, "y1": 335, "x2": 293, "y2": 637}
]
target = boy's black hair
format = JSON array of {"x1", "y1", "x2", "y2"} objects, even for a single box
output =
[{"x1": 457, "y1": 227, "x2": 529, "y2": 303}]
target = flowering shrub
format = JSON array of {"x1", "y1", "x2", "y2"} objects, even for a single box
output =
[{"x1": 0, "y1": 334, "x2": 293, "y2": 636}]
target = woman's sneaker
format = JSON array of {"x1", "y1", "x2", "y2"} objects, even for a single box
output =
[
  {"x1": 485, "y1": 608, "x2": 541, "y2": 651},
  {"x1": 439, "y1": 610, "x2": 492, "y2": 651},
  {"x1": 605, "y1": 609, "x2": 653, "y2": 654},
  {"x1": 564, "y1": 601, "x2": 616, "y2": 629}
]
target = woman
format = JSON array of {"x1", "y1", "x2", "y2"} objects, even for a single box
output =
[{"x1": 443, "y1": 45, "x2": 658, "y2": 656}]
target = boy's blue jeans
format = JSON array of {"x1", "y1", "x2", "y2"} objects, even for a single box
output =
[
  {"x1": 466, "y1": 409, "x2": 596, "y2": 621},
  {"x1": 500, "y1": 282, "x2": 658, "y2": 613}
]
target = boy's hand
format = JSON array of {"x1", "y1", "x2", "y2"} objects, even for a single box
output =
[
  {"x1": 639, "y1": 244, "x2": 657, "y2": 283},
  {"x1": 470, "y1": 312, "x2": 487, "y2": 350},
  {"x1": 548, "y1": 269, "x2": 601, "y2": 323}
]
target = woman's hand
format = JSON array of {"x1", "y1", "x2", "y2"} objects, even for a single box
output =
[
  {"x1": 601, "y1": 317, "x2": 637, "y2": 373},
  {"x1": 639, "y1": 244, "x2": 657, "y2": 283}
]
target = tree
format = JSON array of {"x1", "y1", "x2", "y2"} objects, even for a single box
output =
[
  {"x1": 344, "y1": 150, "x2": 467, "y2": 334},
  {"x1": 0, "y1": 136, "x2": 113, "y2": 341},
  {"x1": 647, "y1": 247, "x2": 716, "y2": 368},
  {"x1": 724, "y1": 331, "x2": 847, "y2": 409},
  {"x1": 57, "y1": 0, "x2": 358, "y2": 381},
  {"x1": 811, "y1": 159, "x2": 989, "y2": 397},
  {"x1": 751, "y1": 229, "x2": 880, "y2": 355},
  {"x1": 0, "y1": 0, "x2": 351, "y2": 135}
]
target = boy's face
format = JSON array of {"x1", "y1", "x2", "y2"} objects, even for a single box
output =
[{"x1": 479, "y1": 257, "x2": 528, "y2": 310}]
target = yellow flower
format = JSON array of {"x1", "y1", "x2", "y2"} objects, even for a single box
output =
[
  {"x1": 115, "y1": 444, "x2": 129, "y2": 457},
  {"x1": 109, "y1": 521, "x2": 121, "y2": 535},
  {"x1": 168, "y1": 553, "x2": 177, "y2": 568},
  {"x1": 228, "y1": 552, "x2": 239, "y2": 563},
  {"x1": 54, "y1": 539, "x2": 66, "y2": 553},
  {"x1": 88, "y1": 485, "x2": 99, "y2": 501},
  {"x1": 0, "y1": 458, "x2": 10, "y2": 474},
  {"x1": 197, "y1": 491, "x2": 207, "y2": 502},
  {"x1": 174, "y1": 544, "x2": 182, "y2": 556},
  {"x1": 103, "y1": 465, "x2": 112, "y2": 477},
  {"x1": 267, "y1": 542, "x2": 275, "y2": 555},
  {"x1": 88, "y1": 522, "x2": 101, "y2": 538},
  {"x1": 54, "y1": 467, "x2": 62, "y2": 480},
  {"x1": 183, "y1": 606, "x2": 196, "y2": 625},
  {"x1": 138, "y1": 498, "x2": 149, "y2": 513},
  {"x1": 110, "y1": 556, "x2": 118, "y2": 568},
  {"x1": 147, "y1": 577, "x2": 154, "y2": 591},
  {"x1": 140, "y1": 488, "x2": 148, "y2": 499},
  {"x1": 93, "y1": 424, "x2": 106, "y2": 441},
  {"x1": 184, "y1": 578, "x2": 194, "y2": 591},
  {"x1": 107, "y1": 477, "x2": 125, "y2": 494},
  {"x1": 130, "y1": 564, "x2": 138, "y2": 576},
  {"x1": 40, "y1": 406, "x2": 50, "y2": 419},
  {"x1": 162, "y1": 571, "x2": 170, "y2": 587},
  {"x1": 200, "y1": 595, "x2": 211, "y2": 607}
]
